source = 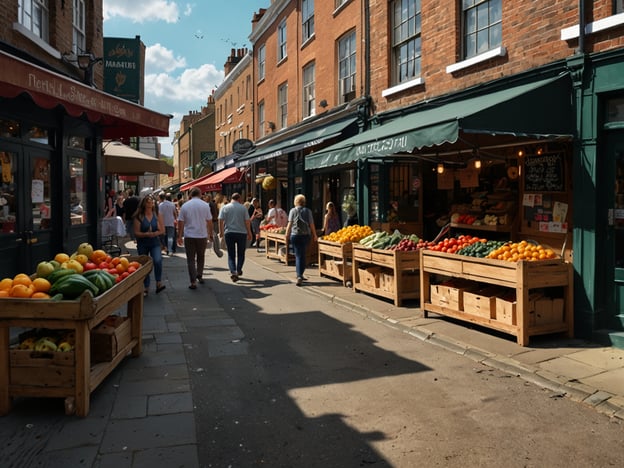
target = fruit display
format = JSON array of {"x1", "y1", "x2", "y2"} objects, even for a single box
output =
[
  {"x1": 0, "y1": 244, "x2": 141, "y2": 300},
  {"x1": 358, "y1": 230, "x2": 422, "y2": 250},
  {"x1": 486, "y1": 240, "x2": 557, "y2": 262},
  {"x1": 259, "y1": 223, "x2": 285, "y2": 233},
  {"x1": 322, "y1": 224, "x2": 374, "y2": 243},
  {"x1": 17, "y1": 329, "x2": 76, "y2": 352}
]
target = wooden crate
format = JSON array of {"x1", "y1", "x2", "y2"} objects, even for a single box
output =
[
  {"x1": 358, "y1": 266, "x2": 381, "y2": 288},
  {"x1": 318, "y1": 240, "x2": 353, "y2": 286},
  {"x1": 91, "y1": 316, "x2": 132, "y2": 363},
  {"x1": 463, "y1": 286, "x2": 501, "y2": 319},
  {"x1": 9, "y1": 349, "x2": 75, "y2": 388},
  {"x1": 430, "y1": 280, "x2": 474, "y2": 310}
]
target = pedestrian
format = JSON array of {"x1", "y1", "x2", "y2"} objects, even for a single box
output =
[
  {"x1": 123, "y1": 188, "x2": 140, "y2": 241},
  {"x1": 285, "y1": 194, "x2": 317, "y2": 286},
  {"x1": 176, "y1": 187, "x2": 218, "y2": 290},
  {"x1": 322, "y1": 201, "x2": 341, "y2": 236},
  {"x1": 104, "y1": 189, "x2": 116, "y2": 217},
  {"x1": 114, "y1": 193, "x2": 125, "y2": 218},
  {"x1": 265, "y1": 199, "x2": 288, "y2": 227},
  {"x1": 158, "y1": 192, "x2": 177, "y2": 255},
  {"x1": 218, "y1": 192, "x2": 252, "y2": 283},
  {"x1": 204, "y1": 193, "x2": 219, "y2": 236},
  {"x1": 248, "y1": 197, "x2": 263, "y2": 247},
  {"x1": 133, "y1": 195, "x2": 166, "y2": 297}
]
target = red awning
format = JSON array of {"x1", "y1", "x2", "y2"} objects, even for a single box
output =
[
  {"x1": 0, "y1": 50, "x2": 170, "y2": 139},
  {"x1": 180, "y1": 167, "x2": 244, "y2": 192}
]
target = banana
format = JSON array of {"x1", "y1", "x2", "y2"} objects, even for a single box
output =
[
  {"x1": 19, "y1": 337, "x2": 36, "y2": 350},
  {"x1": 57, "y1": 342, "x2": 73, "y2": 352},
  {"x1": 34, "y1": 339, "x2": 58, "y2": 352}
]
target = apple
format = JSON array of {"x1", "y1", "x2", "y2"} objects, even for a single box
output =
[
  {"x1": 77, "y1": 242, "x2": 94, "y2": 259},
  {"x1": 49, "y1": 260, "x2": 61, "y2": 270},
  {"x1": 36, "y1": 261, "x2": 56, "y2": 278},
  {"x1": 61, "y1": 259, "x2": 84, "y2": 273}
]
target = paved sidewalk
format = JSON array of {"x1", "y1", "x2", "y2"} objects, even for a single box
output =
[{"x1": 246, "y1": 246, "x2": 624, "y2": 421}]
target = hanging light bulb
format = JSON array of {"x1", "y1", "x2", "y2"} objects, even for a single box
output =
[
  {"x1": 474, "y1": 159, "x2": 482, "y2": 169},
  {"x1": 437, "y1": 163, "x2": 445, "y2": 174}
]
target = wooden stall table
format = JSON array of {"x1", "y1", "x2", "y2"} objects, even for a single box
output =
[
  {"x1": 263, "y1": 230, "x2": 318, "y2": 266},
  {"x1": 318, "y1": 239, "x2": 353, "y2": 287},
  {"x1": 419, "y1": 250, "x2": 573, "y2": 346},
  {"x1": 0, "y1": 256, "x2": 152, "y2": 417},
  {"x1": 351, "y1": 244, "x2": 420, "y2": 306}
]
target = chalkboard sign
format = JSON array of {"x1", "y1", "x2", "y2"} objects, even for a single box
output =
[{"x1": 523, "y1": 152, "x2": 565, "y2": 192}]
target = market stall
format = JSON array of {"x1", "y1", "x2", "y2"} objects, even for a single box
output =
[
  {"x1": 318, "y1": 240, "x2": 353, "y2": 287},
  {"x1": 0, "y1": 256, "x2": 152, "y2": 416},
  {"x1": 419, "y1": 249, "x2": 573, "y2": 346},
  {"x1": 262, "y1": 231, "x2": 318, "y2": 266}
]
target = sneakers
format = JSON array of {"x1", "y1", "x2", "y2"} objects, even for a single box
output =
[{"x1": 296, "y1": 277, "x2": 303, "y2": 286}]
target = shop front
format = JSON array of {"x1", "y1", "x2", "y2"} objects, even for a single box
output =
[{"x1": 0, "y1": 51, "x2": 170, "y2": 279}]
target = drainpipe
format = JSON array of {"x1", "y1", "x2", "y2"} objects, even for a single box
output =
[{"x1": 577, "y1": 0, "x2": 585, "y2": 55}]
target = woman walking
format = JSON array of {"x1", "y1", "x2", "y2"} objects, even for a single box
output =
[
  {"x1": 285, "y1": 194, "x2": 317, "y2": 286},
  {"x1": 133, "y1": 195, "x2": 166, "y2": 296}
]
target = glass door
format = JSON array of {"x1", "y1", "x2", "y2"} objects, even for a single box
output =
[
  {"x1": 0, "y1": 146, "x2": 53, "y2": 278},
  {"x1": 606, "y1": 131, "x2": 624, "y2": 328}
]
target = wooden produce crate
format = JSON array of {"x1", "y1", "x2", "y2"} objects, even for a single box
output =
[
  {"x1": 91, "y1": 316, "x2": 132, "y2": 363},
  {"x1": 264, "y1": 231, "x2": 318, "y2": 266},
  {"x1": 0, "y1": 255, "x2": 152, "y2": 417},
  {"x1": 351, "y1": 244, "x2": 420, "y2": 306},
  {"x1": 420, "y1": 249, "x2": 573, "y2": 346},
  {"x1": 318, "y1": 240, "x2": 353, "y2": 286}
]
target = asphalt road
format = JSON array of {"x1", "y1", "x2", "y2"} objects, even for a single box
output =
[{"x1": 180, "y1": 270, "x2": 624, "y2": 468}]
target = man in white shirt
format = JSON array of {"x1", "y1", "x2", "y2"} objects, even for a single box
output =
[{"x1": 158, "y1": 192, "x2": 177, "y2": 255}]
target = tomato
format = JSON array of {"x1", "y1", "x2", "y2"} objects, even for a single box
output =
[
  {"x1": 115, "y1": 264, "x2": 126, "y2": 274},
  {"x1": 98, "y1": 262, "x2": 109, "y2": 270},
  {"x1": 115, "y1": 275, "x2": 123, "y2": 283},
  {"x1": 83, "y1": 262, "x2": 97, "y2": 271},
  {"x1": 127, "y1": 266, "x2": 137, "y2": 274},
  {"x1": 121, "y1": 271, "x2": 130, "y2": 279}
]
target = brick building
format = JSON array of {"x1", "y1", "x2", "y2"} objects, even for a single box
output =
[{"x1": 0, "y1": 0, "x2": 169, "y2": 278}]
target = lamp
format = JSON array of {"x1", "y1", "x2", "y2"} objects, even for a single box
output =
[
  {"x1": 474, "y1": 159, "x2": 482, "y2": 169},
  {"x1": 319, "y1": 99, "x2": 328, "y2": 108},
  {"x1": 267, "y1": 121, "x2": 276, "y2": 130},
  {"x1": 437, "y1": 163, "x2": 445, "y2": 174},
  {"x1": 63, "y1": 52, "x2": 102, "y2": 86}
]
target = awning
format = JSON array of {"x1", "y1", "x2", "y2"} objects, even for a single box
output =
[
  {"x1": 213, "y1": 152, "x2": 240, "y2": 171},
  {"x1": 0, "y1": 50, "x2": 170, "y2": 139},
  {"x1": 236, "y1": 117, "x2": 359, "y2": 167},
  {"x1": 305, "y1": 74, "x2": 574, "y2": 170},
  {"x1": 180, "y1": 167, "x2": 244, "y2": 192},
  {"x1": 103, "y1": 141, "x2": 173, "y2": 175}
]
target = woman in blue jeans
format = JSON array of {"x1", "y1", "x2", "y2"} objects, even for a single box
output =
[
  {"x1": 133, "y1": 195, "x2": 166, "y2": 296},
  {"x1": 218, "y1": 192, "x2": 252, "y2": 282},
  {"x1": 285, "y1": 194, "x2": 318, "y2": 286}
]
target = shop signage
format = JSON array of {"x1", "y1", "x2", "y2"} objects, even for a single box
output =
[
  {"x1": 200, "y1": 151, "x2": 217, "y2": 166},
  {"x1": 524, "y1": 152, "x2": 565, "y2": 192},
  {"x1": 103, "y1": 38, "x2": 141, "y2": 103},
  {"x1": 233, "y1": 138, "x2": 254, "y2": 155}
]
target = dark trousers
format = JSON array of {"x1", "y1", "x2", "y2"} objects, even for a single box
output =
[
  {"x1": 290, "y1": 234, "x2": 310, "y2": 278},
  {"x1": 225, "y1": 232, "x2": 247, "y2": 275},
  {"x1": 184, "y1": 237, "x2": 208, "y2": 283}
]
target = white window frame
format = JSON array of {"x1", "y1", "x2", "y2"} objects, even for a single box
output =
[
  {"x1": 18, "y1": 0, "x2": 49, "y2": 42},
  {"x1": 462, "y1": 0, "x2": 502, "y2": 60},
  {"x1": 258, "y1": 44, "x2": 266, "y2": 81},
  {"x1": 302, "y1": 0, "x2": 315, "y2": 43},
  {"x1": 338, "y1": 31, "x2": 356, "y2": 104},
  {"x1": 258, "y1": 101, "x2": 265, "y2": 138},
  {"x1": 391, "y1": 0, "x2": 422, "y2": 86},
  {"x1": 73, "y1": 0, "x2": 86, "y2": 55},
  {"x1": 303, "y1": 62, "x2": 316, "y2": 118},
  {"x1": 278, "y1": 83, "x2": 288, "y2": 129},
  {"x1": 278, "y1": 20, "x2": 287, "y2": 62}
]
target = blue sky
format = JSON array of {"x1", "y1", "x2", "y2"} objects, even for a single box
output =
[{"x1": 102, "y1": 0, "x2": 268, "y2": 156}]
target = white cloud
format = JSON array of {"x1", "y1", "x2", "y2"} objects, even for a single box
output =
[
  {"x1": 145, "y1": 43, "x2": 186, "y2": 73},
  {"x1": 103, "y1": 0, "x2": 181, "y2": 23},
  {"x1": 144, "y1": 64, "x2": 223, "y2": 103}
]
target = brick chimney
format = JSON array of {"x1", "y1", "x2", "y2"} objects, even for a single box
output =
[{"x1": 224, "y1": 47, "x2": 249, "y2": 76}]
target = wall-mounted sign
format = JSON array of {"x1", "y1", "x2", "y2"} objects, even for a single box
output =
[
  {"x1": 200, "y1": 151, "x2": 217, "y2": 166},
  {"x1": 103, "y1": 37, "x2": 141, "y2": 104},
  {"x1": 233, "y1": 138, "x2": 253, "y2": 155}
]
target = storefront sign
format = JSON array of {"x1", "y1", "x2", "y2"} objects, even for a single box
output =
[
  {"x1": 524, "y1": 153, "x2": 565, "y2": 192},
  {"x1": 103, "y1": 38, "x2": 141, "y2": 103}
]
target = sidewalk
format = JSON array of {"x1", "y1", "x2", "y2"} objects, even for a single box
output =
[{"x1": 247, "y1": 246, "x2": 624, "y2": 421}]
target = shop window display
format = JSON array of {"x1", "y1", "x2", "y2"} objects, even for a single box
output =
[
  {"x1": 70, "y1": 156, "x2": 87, "y2": 224},
  {"x1": 0, "y1": 151, "x2": 16, "y2": 233}
]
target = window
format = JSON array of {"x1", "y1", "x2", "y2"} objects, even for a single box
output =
[
  {"x1": 18, "y1": 0, "x2": 49, "y2": 41},
  {"x1": 335, "y1": 0, "x2": 349, "y2": 9},
  {"x1": 258, "y1": 101, "x2": 265, "y2": 138},
  {"x1": 462, "y1": 0, "x2": 502, "y2": 59},
  {"x1": 73, "y1": 0, "x2": 85, "y2": 55},
  {"x1": 70, "y1": 156, "x2": 87, "y2": 225},
  {"x1": 338, "y1": 31, "x2": 356, "y2": 104},
  {"x1": 258, "y1": 44, "x2": 266, "y2": 81},
  {"x1": 617, "y1": 0, "x2": 624, "y2": 14},
  {"x1": 278, "y1": 20, "x2": 287, "y2": 62},
  {"x1": 302, "y1": 0, "x2": 315, "y2": 42},
  {"x1": 303, "y1": 62, "x2": 316, "y2": 118},
  {"x1": 391, "y1": 0, "x2": 421, "y2": 85},
  {"x1": 278, "y1": 83, "x2": 288, "y2": 129}
]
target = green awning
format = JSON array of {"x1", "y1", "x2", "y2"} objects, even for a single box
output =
[
  {"x1": 305, "y1": 74, "x2": 574, "y2": 170},
  {"x1": 237, "y1": 117, "x2": 359, "y2": 167}
]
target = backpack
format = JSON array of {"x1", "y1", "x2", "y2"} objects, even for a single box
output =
[
  {"x1": 293, "y1": 207, "x2": 310, "y2": 235},
  {"x1": 276, "y1": 208, "x2": 288, "y2": 227}
]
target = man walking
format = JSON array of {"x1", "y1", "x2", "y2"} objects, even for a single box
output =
[
  {"x1": 218, "y1": 192, "x2": 252, "y2": 282},
  {"x1": 176, "y1": 187, "x2": 216, "y2": 289},
  {"x1": 158, "y1": 192, "x2": 177, "y2": 255}
]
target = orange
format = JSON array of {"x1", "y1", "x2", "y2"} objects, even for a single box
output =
[
  {"x1": 90, "y1": 249, "x2": 108, "y2": 264},
  {"x1": 119, "y1": 257, "x2": 130, "y2": 269},
  {"x1": 32, "y1": 277, "x2": 51, "y2": 293},
  {"x1": 0, "y1": 290, "x2": 9, "y2": 298},
  {"x1": 0, "y1": 278, "x2": 12, "y2": 291},
  {"x1": 55, "y1": 252, "x2": 70, "y2": 264},
  {"x1": 10, "y1": 284, "x2": 33, "y2": 298},
  {"x1": 12, "y1": 274, "x2": 33, "y2": 287},
  {"x1": 115, "y1": 263, "x2": 126, "y2": 274},
  {"x1": 31, "y1": 291, "x2": 51, "y2": 299}
]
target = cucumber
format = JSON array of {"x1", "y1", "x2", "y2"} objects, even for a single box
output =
[{"x1": 51, "y1": 274, "x2": 98, "y2": 299}]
